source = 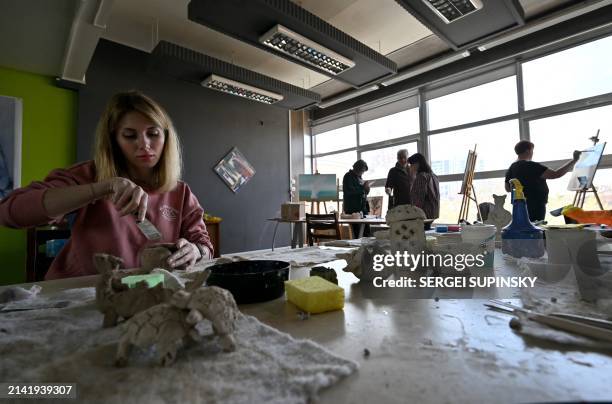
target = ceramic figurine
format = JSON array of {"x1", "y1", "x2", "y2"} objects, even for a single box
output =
[
  {"x1": 484, "y1": 194, "x2": 512, "y2": 241},
  {"x1": 386, "y1": 205, "x2": 427, "y2": 256}
]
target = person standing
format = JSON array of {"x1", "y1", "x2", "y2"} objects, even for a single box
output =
[
  {"x1": 408, "y1": 153, "x2": 440, "y2": 220},
  {"x1": 385, "y1": 148, "x2": 412, "y2": 209},
  {"x1": 504, "y1": 140, "x2": 580, "y2": 221},
  {"x1": 342, "y1": 159, "x2": 370, "y2": 237}
]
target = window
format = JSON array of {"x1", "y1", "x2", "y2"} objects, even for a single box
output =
[
  {"x1": 361, "y1": 142, "x2": 417, "y2": 181},
  {"x1": 523, "y1": 35, "x2": 612, "y2": 110},
  {"x1": 313, "y1": 151, "x2": 357, "y2": 182},
  {"x1": 429, "y1": 120, "x2": 519, "y2": 175},
  {"x1": 437, "y1": 181, "x2": 462, "y2": 224},
  {"x1": 314, "y1": 124, "x2": 356, "y2": 154},
  {"x1": 427, "y1": 76, "x2": 518, "y2": 130},
  {"x1": 529, "y1": 105, "x2": 612, "y2": 163},
  {"x1": 359, "y1": 108, "x2": 419, "y2": 145}
]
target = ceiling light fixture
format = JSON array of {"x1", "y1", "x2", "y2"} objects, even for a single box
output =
[
  {"x1": 201, "y1": 74, "x2": 284, "y2": 105},
  {"x1": 259, "y1": 24, "x2": 355, "y2": 75},
  {"x1": 423, "y1": 0, "x2": 483, "y2": 24},
  {"x1": 381, "y1": 50, "x2": 470, "y2": 86}
]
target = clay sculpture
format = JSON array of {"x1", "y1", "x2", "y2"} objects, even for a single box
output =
[
  {"x1": 93, "y1": 254, "x2": 209, "y2": 327},
  {"x1": 114, "y1": 301, "x2": 197, "y2": 367},
  {"x1": 115, "y1": 286, "x2": 239, "y2": 367},
  {"x1": 140, "y1": 243, "x2": 188, "y2": 272},
  {"x1": 171, "y1": 287, "x2": 239, "y2": 352}
]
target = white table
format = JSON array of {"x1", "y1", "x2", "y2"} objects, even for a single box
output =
[
  {"x1": 2, "y1": 247, "x2": 612, "y2": 403},
  {"x1": 268, "y1": 217, "x2": 387, "y2": 249}
]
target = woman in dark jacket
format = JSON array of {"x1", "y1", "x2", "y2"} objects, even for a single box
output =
[
  {"x1": 342, "y1": 159, "x2": 370, "y2": 237},
  {"x1": 408, "y1": 153, "x2": 440, "y2": 220}
]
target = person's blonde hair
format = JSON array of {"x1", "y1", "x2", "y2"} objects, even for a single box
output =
[{"x1": 94, "y1": 91, "x2": 182, "y2": 192}]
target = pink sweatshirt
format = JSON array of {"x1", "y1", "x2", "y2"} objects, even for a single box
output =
[{"x1": 0, "y1": 161, "x2": 213, "y2": 280}]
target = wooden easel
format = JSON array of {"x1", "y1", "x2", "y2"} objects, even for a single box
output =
[
  {"x1": 570, "y1": 133, "x2": 606, "y2": 210},
  {"x1": 573, "y1": 187, "x2": 604, "y2": 209},
  {"x1": 458, "y1": 146, "x2": 482, "y2": 223}
]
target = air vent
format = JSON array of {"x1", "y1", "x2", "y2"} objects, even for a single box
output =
[
  {"x1": 259, "y1": 25, "x2": 355, "y2": 75},
  {"x1": 202, "y1": 75, "x2": 283, "y2": 105},
  {"x1": 423, "y1": 0, "x2": 483, "y2": 23},
  {"x1": 395, "y1": 0, "x2": 524, "y2": 49}
]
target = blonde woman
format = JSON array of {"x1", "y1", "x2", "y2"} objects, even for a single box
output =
[{"x1": 0, "y1": 91, "x2": 213, "y2": 279}]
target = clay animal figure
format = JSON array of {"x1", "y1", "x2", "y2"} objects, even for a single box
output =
[
  {"x1": 114, "y1": 301, "x2": 198, "y2": 367},
  {"x1": 115, "y1": 286, "x2": 239, "y2": 367},
  {"x1": 484, "y1": 194, "x2": 512, "y2": 241},
  {"x1": 171, "y1": 287, "x2": 239, "y2": 352},
  {"x1": 93, "y1": 254, "x2": 208, "y2": 327}
]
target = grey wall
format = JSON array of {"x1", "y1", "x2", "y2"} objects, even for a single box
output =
[{"x1": 77, "y1": 39, "x2": 290, "y2": 253}]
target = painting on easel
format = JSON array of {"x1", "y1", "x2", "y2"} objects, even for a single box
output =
[{"x1": 567, "y1": 142, "x2": 606, "y2": 191}]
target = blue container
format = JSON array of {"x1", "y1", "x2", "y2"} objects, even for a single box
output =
[{"x1": 502, "y1": 180, "x2": 545, "y2": 258}]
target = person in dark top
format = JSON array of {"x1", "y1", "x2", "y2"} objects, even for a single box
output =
[
  {"x1": 343, "y1": 159, "x2": 370, "y2": 237},
  {"x1": 408, "y1": 153, "x2": 440, "y2": 220},
  {"x1": 504, "y1": 140, "x2": 581, "y2": 221},
  {"x1": 385, "y1": 149, "x2": 411, "y2": 209}
]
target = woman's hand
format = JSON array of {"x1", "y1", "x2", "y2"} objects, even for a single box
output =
[
  {"x1": 167, "y1": 238, "x2": 201, "y2": 269},
  {"x1": 101, "y1": 178, "x2": 149, "y2": 221}
]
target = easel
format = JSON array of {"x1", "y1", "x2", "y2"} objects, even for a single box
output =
[
  {"x1": 571, "y1": 131, "x2": 606, "y2": 210},
  {"x1": 310, "y1": 175, "x2": 340, "y2": 214},
  {"x1": 458, "y1": 146, "x2": 482, "y2": 223}
]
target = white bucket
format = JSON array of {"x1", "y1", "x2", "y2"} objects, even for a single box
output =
[
  {"x1": 461, "y1": 224, "x2": 496, "y2": 268},
  {"x1": 545, "y1": 228, "x2": 596, "y2": 265}
]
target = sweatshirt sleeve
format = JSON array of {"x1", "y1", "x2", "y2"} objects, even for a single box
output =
[
  {"x1": 410, "y1": 173, "x2": 428, "y2": 210},
  {"x1": 180, "y1": 184, "x2": 214, "y2": 259},
  {"x1": 0, "y1": 162, "x2": 94, "y2": 228}
]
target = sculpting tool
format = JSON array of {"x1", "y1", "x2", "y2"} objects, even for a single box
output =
[{"x1": 135, "y1": 215, "x2": 162, "y2": 241}]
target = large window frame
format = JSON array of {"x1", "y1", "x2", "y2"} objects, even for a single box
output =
[{"x1": 308, "y1": 31, "x2": 612, "y2": 219}]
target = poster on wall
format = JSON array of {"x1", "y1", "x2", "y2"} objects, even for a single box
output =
[
  {"x1": 213, "y1": 147, "x2": 256, "y2": 193},
  {"x1": 0, "y1": 96, "x2": 22, "y2": 199}
]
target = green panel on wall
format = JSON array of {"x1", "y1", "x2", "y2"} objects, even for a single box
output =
[{"x1": 0, "y1": 66, "x2": 77, "y2": 285}]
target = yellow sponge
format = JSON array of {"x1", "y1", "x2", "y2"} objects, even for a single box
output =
[{"x1": 285, "y1": 276, "x2": 344, "y2": 314}]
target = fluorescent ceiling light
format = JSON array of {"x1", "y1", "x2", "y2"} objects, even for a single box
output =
[
  {"x1": 259, "y1": 24, "x2": 355, "y2": 75},
  {"x1": 423, "y1": 0, "x2": 483, "y2": 24},
  {"x1": 201, "y1": 74, "x2": 284, "y2": 105},
  {"x1": 318, "y1": 85, "x2": 380, "y2": 109},
  {"x1": 381, "y1": 50, "x2": 470, "y2": 86}
]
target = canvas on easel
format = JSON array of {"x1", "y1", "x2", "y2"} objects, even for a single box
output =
[
  {"x1": 458, "y1": 146, "x2": 481, "y2": 223},
  {"x1": 567, "y1": 141, "x2": 606, "y2": 209}
]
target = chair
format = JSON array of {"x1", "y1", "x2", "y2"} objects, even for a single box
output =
[{"x1": 305, "y1": 213, "x2": 341, "y2": 246}]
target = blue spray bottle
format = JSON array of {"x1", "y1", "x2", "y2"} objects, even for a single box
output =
[{"x1": 501, "y1": 178, "x2": 545, "y2": 258}]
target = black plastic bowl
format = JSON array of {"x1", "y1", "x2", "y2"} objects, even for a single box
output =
[{"x1": 205, "y1": 260, "x2": 290, "y2": 304}]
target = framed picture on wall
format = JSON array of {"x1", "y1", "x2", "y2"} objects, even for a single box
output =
[
  {"x1": 0, "y1": 95, "x2": 22, "y2": 199},
  {"x1": 213, "y1": 147, "x2": 256, "y2": 193}
]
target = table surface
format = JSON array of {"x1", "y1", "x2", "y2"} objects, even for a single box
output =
[
  {"x1": 268, "y1": 217, "x2": 388, "y2": 224},
  {"x1": 2, "y1": 247, "x2": 612, "y2": 403}
]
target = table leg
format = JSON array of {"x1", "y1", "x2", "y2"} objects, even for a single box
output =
[
  {"x1": 359, "y1": 223, "x2": 365, "y2": 238},
  {"x1": 271, "y1": 221, "x2": 280, "y2": 251},
  {"x1": 297, "y1": 222, "x2": 304, "y2": 248},
  {"x1": 291, "y1": 224, "x2": 298, "y2": 249}
]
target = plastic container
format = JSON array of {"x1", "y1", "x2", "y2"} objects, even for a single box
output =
[
  {"x1": 461, "y1": 224, "x2": 496, "y2": 268},
  {"x1": 545, "y1": 228, "x2": 597, "y2": 266}
]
